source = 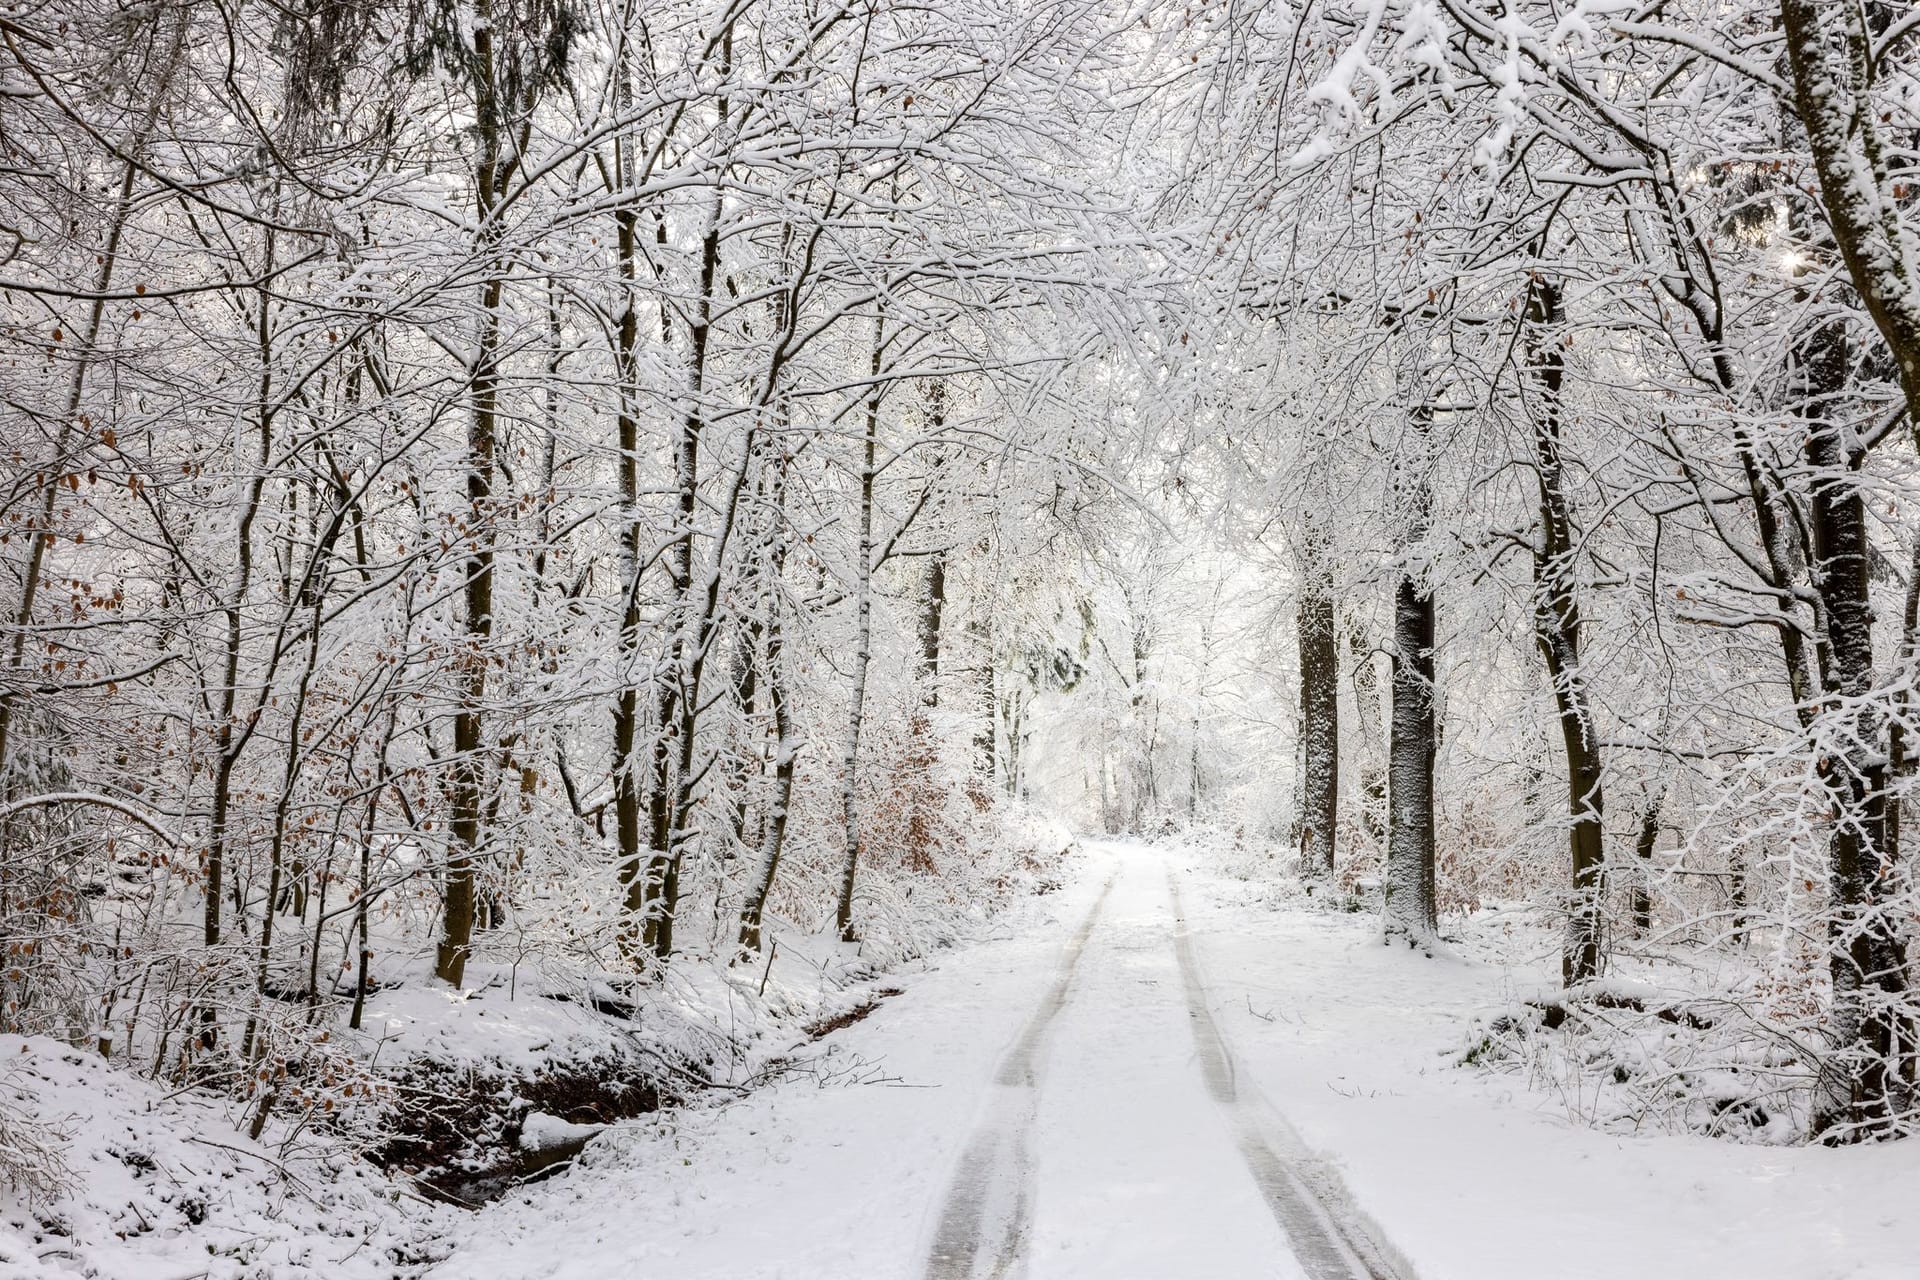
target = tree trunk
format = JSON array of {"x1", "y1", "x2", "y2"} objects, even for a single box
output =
[
  {"x1": 1189, "y1": 611, "x2": 1210, "y2": 819},
  {"x1": 1385, "y1": 569, "x2": 1438, "y2": 945},
  {"x1": 737, "y1": 454, "x2": 797, "y2": 958},
  {"x1": 1778, "y1": 0, "x2": 1920, "y2": 432},
  {"x1": 970, "y1": 589, "x2": 996, "y2": 781},
  {"x1": 1384, "y1": 376, "x2": 1437, "y2": 946},
  {"x1": 736, "y1": 637, "x2": 797, "y2": 959},
  {"x1": 834, "y1": 319, "x2": 884, "y2": 943},
  {"x1": 1631, "y1": 788, "x2": 1663, "y2": 936},
  {"x1": 920, "y1": 557, "x2": 945, "y2": 706},
  {"x1": 639, "y1": 174, "x2": 725, "y2": 965},
  {"x1": 918, "y1": 384, "x2": 948, "y2": 712},
  {"x1": 1525, "y1": 278, "x2": 1605, "y2": 986},
  {"x1": 436, "y1": 3, "x2": 512, "y2": 988},
  {"x1": 1347, "y1": 625, "x2": 1388, "y2": 849},
  {"x1": 350, "y1": 705, "x2": 398, "y2": 1032},
  {"x1": 1800, "y1": 316, "x2": 1910, "y2": 1136},
  {"x1": 609, "y1": 46, "x2": 651, "y2": 964},
  {"x1": 1886, "y1": 536, "x2": 1920, "y2": 875},
  {"x1": 1296, "y1": 547, "x2": 1338, "y2": 876}
]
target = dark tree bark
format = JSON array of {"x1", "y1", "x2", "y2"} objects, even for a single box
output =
[
  {"x1": 1886, "y1": 537, "x2": 1920, "y2": 875},
  {"x1": 1631, "y1": 789, "x2": 1663, "y2": 936},
  {"x1": 918, "y1": 383, "x2": 948, "y2": 712},
  {"x1": 1296, "y1": 547, "x2": 1339, "y2": 877},
  {"x1": 1524, "y1": 278, "x2": 1605, "y2": 986},
  {"x1": 1385, "y1": 571, "x2": 1438, "y2": 943},
  {"x1": 1385, "y1": 395, "x2": 1438, "y2": 947},
  {"x1": 436, "y1": 0, "x2": 527, "y2": 988},
  {"x1": 1778, "y1": 0, "x2": 1920, "y2": 432},
  {"x1": 920, "y1": 558, "x2": 946, "y2": 706},
  {"x1": 608, "y1": 36, "x2": 650, "y2": 966},
  {"x1": 735, "y1": 624, "x2": 796, "y2": 958},
  {"x1": 1799, "y1": 316, "x2": 1910, "y2": 1136}
]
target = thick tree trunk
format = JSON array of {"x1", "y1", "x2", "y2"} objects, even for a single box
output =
[
  {"x1": 440, "y1": 265, "x2": 499, "y2": 989},
  {"x1": 1128, "y1": 626, "x2": 1155, "y2": 829},
  {"x1": 1383, "y1": 348, "x2": 1439, "y2": 946},
  {"x1": 1190, "y1": 613, "x2": 1210, "y2": 818},
  {"x1": 918, "y1": 386, "x2": 948, "y2": 712},
  {"x1": 1778, "y1": 0, "x2": 1920, "y2": 431},
  {"x1": 900, "y1": 551, "x2": 947, "y2": 875},
  {"x1": 1384, "y1": 569, "x2": 1438, "y2": 945},
  {"x1": 1886, "y1": 537, "x2": 1920, "y2": 874},
  {"x1": 1800, "y1": 317, "x2": 1910, "y2": 1136},
  {"x1": 1296, "y1": 551, "x2": 1339, "y2": 876},
  {"x1": 969, "y1": 608, "x2": 996, "y2": 781}
]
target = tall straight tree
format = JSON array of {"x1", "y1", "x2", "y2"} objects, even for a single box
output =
[
  {"x1": 1522, "y1": 275, "x2": 1606, "y2": 986},
  {"x1": 403, "y1": 0, "x2": 580, "y2": 988},
  {"x1": 1295, "y1": 528, "x2": 1338, "y2": 877},
  {"x1": 1384, "y1": 331, "x2": 1438, "y2": 949}
]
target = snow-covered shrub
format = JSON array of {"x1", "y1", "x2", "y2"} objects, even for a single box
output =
[
  {"x1": 1462, "y1": 977, "x2": 1817, "y2": 1143},
  {"x1": 0, "y1": 1077, "x2": 68, "y2": 1209}
]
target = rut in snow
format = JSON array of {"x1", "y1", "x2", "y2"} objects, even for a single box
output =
[
  {"x1": 1167, "y1": 871, "x2": 1416, "y2": 1280},
  {"x1": 923, "y1": 874, "x2": 1116, "y2": 1279}
]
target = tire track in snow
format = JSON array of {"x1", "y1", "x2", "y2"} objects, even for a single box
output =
[
  {"x1": 1168, "y1": 870, "x2": 1417, "y2": 1280},
  {"x1": 923, "y1": 873, "x2": 1116, "y2": 1280}
]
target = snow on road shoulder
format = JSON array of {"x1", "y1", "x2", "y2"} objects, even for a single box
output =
[
  {"x1": 0, "y1": 1033, "x2": 452, "y2": 1280},
  {"x1": 1174, "y1": 852, "x2": 1920, "y2": 1280}
]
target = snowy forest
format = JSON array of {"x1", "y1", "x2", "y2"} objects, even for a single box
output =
[{"x1": 2, "y1": 0, "x2": 1920, "y2": 1276}]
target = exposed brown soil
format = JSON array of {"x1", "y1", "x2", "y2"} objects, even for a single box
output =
[{"x1": 804, "y1": 986, "x2": 904, "y2": 1040}]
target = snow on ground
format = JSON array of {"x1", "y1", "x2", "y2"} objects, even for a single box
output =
[
  {"x1": 0, "y1": 820, "x2": 1074, "y2": 1279},
  {"x1": 433, "y1": 864, "x2": 1115, "y2": 1280},
  {"x1": 1176, "y1": 849, "x2": 1920, "y2": 1280},
  {"x1": 1016, "y1": 863, "x2": 1302, "y2": 1277},
  {"x1": 6, "y1": 838, "x2": 1913, "y2": 1279},
  {"x1": 438, "y1": 840, "x2": 1920, "y2": 1280},
  {"x1": 0, "y1": 1033, "x2": 453, "y2": 1280}
]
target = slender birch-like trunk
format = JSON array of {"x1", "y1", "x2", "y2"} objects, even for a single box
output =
[{"x1": 834, "y1": 317, "x2": 884, "y2": 943}]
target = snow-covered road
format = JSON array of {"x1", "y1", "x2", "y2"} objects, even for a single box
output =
[
  {"x1": 440, "y1": 842, "x2": 1920, "y2": 1280},
  {"x1": 923, "y1": 858, "x2": 1396, "y2": 1280}
]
